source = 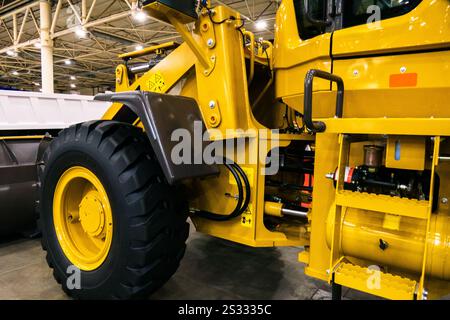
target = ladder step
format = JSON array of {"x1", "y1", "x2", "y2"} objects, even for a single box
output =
[
  {"x1": 335, "y1": 190, "x2": 429, "y2": 219},
  {"x1": 334, "y1": 262, "x2": 417, "y2": 300}
]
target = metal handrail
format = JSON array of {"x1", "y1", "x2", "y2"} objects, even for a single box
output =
[{"x1": 303, "y1": 69, "x2": 344, "y2": 133}]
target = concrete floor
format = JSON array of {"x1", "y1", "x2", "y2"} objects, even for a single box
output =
[{"x1": 0, "y1": 222, "x2": 377, "y2": 300}]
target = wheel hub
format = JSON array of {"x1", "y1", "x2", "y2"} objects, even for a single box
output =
[
  {"x1": 53, "y1": 166, "x2": 113, "y2": 271},
  {"x1": 79, "y1": 191, "x2": 105, "y2": 237}
]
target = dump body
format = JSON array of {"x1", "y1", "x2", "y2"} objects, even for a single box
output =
[{"x1": 0, "y1": 90, "x2": 109, "y2": 131}]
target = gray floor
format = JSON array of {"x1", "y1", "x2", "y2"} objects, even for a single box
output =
[{"x1": 0, "y1": 222, "x2": 376, "y2": 300}]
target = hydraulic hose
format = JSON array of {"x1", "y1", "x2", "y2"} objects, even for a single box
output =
[
  {"x1": 194, "y1": 158, "x2": 251, "y2": 221},
  {"x1": 231, "y1": 162, "x2": 251, "y2": 216}
]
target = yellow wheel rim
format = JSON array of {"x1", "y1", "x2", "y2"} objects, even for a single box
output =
[{"x1": 53, "y1": 166, "x2": 113, "y2": 271}]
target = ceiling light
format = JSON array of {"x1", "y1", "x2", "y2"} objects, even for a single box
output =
[
  {"x1": 11, "y1": 71, "x2": 19, "y2": 75},
  {"x1": 255, "y1": 20, "x2": 268, "y2": 31},
  {"x1": 135, "y1": 44, "x2": 144, "y2": 51},
  {"x1": 133, "y1": 9, "x2": 147, "y2": 22},
  {"x1": 70, "y1": 75, "x2": 76, "y2": 80},
  {"x1": 64, "y1": 59, "x2": 72, "y2": 65},
  {"x1": 70, "y1": 83, "x2": 76, "y2": 88},
  {"x1": 75, "y1": 26, "x2": 87, "y2": 38}
]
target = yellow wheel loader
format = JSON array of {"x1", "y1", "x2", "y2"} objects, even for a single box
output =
[{"x1": 2, "y1": 0, "x2": 450, "y2": 300}]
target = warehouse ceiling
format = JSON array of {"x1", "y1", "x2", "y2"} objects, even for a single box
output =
[{"x1": 0, "y1": 0, "x2": 278, "y2": 93}]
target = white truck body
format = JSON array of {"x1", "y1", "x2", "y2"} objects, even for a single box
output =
[{"x1": 0, "y1": 90, "x2": 110, "y2": 130}]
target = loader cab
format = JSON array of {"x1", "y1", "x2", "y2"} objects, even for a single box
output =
[
  {"x1": 293, "y1": 0, "x2": 424, "y2": 40},
  {"x1": 275, "y1": 0, "x2": 450, "y2": 119}
]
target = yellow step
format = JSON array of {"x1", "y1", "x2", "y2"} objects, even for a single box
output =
[
  {"x1": 334, "y1": 262, "x2": 417, "y2": 300},
  {"x1": 335, "y1": 190, "x2": 429, "y2": 219}
]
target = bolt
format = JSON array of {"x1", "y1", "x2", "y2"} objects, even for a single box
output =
[
  {"x1": 225, "y1": 192, "x2": 239, "y2": 200},
  {"x1": 400, "y1": 66, "x2": 407, "y2": 73},
  {"x1": 325, "y1": 172, "x2": 335, "y2": 180},
  {"x1": 207, "y1": 38, "x2": 214, "y2": 48},
  {"x1": 209, "y1": 100, "x2": 216, "y2": 109},
  {"x1": 442, "y1": 197, "x2": 448, "y2": 204},
  {"x1": 379, "y1": 239, "x2": 389, "y2": 251},
  {"x1": 201, "y1": 23, "x2": 209, "y2": 32}
]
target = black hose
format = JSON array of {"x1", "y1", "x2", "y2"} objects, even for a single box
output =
[
  {"x1": 194, "y1": 158, "x2": 251, "y2": 221},
  {"x1": 206, "y1": 8, "x2": 247, "y2": 48},
  {"x1": 231, "y1": 162, "x2": 251, "y2": 215}
]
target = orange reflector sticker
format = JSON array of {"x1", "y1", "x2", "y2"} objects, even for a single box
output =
[{"x1": 389, "y1": 73, "x2": 417, "y2": 87}]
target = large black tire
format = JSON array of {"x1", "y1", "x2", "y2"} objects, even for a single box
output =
[{"x1": 38, "y1": 120, "x2": 189, "y2": 299}]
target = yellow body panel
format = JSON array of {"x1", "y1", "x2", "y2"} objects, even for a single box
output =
[
  {"x1": 385, "y1": 136, "x2": 426, "y2": 171},
  {"x1": 327, "y1": 208, "x2": 450, "y2": 281},
  {"x1": 332, "y1": 0, "x2": 450, "y2": 57},
  {"x1": 331, "y1": 51, "x2": 450, "y2": 119},
  {"x1": 273, "y1": 0, "x2": 331, "y2": 101}
]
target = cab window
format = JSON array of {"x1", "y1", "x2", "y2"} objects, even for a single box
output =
[
  {"x1": 342, "y1": 0, "x2": 422, "y2": 28},
  {"x1": 294, "y1": 0, "x2": 328, "y2": 40}
]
